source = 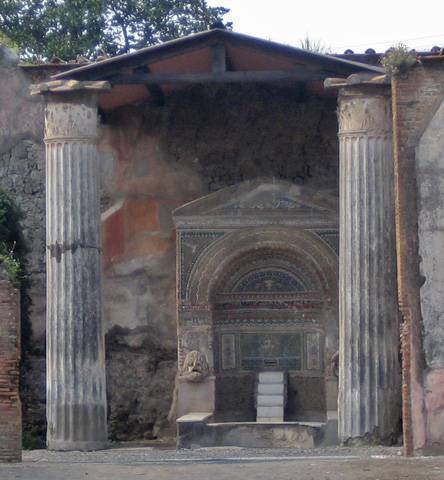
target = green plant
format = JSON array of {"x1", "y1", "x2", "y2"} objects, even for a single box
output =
[
  {"x1": 299, "y1": 36, "x2": 330, "y2": 54},
  {"x1": 22, "y1": 429, "x2": 45, "y2": 450},
  {"x1": 0, "y1": 242, "x2": 21, "y2": 281},
  {"x1": 381, "y1": 43, "x2": 417, "y2": 75},
  {"x1": 0, "y1": 188, "x2": 27, "y2": 281}
]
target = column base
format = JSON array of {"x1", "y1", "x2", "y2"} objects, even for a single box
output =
[{"x1": 47, "y1": 440, "x2": 107, "y2": 452}]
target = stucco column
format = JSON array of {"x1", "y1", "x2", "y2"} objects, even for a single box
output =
[
  {"x1": 337, "y1": 86, "x2": 400, "y2": 443},
  {"x1": 33, "y1": 81, "x2": 110, "y2": 450}
]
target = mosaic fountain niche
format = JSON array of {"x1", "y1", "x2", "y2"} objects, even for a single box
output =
[{"x1": 173, "y1": 180, "x2": 339, "y2": 447}]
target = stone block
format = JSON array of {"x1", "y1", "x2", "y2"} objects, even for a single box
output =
[
  {"x1": 258, "y1": 383, "x2": 284, "y2": 395},
  {"x1": 177, "y1": 412, "x2": 213, "y2": 423},
  {"x1": 177, "y1": 376, "x2": 215, "y2": 418},
  {"x1": 258, "y1": 372, "x2": 285, "y2": 384},
  {"x1": 177, "y1": 421, "x2": 322, "y2": 449},
  {"x1": 257, "y1": 395, "x2": 284, "y2": 406},
  {"x1": 257, "y1": 406, "x2": 284, "y2": 419}
]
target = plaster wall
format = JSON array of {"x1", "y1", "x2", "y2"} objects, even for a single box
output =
[{"x1": 417, "y1": 95, "x2": 444, "y2": 451}]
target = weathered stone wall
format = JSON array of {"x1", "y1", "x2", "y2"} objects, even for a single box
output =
[
  {"x1": 416, "y1": 88, "x2": 444, "y2": 452},
  {"x1": 0, "y1": 267, "x2": 21, "y2": 462},
  {"x1": 392, "y1": 61, "x2": 444, "y2": 454},
  {"x1": 0, "y1": 49, "x2": 46, "y2": 342},
  {"x1": 0, "y1": 47, "x2": 47, "y2": 444}
]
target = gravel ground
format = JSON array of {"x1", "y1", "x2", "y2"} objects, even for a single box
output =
[
  {"x1": 2, "y1": 446, "x2": 444, "y2": 480},
  {"x1": 23, "y1": 445, "x2": 404, "y2": 464}
]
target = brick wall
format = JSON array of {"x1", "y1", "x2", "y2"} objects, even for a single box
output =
[
  {"x1": 0, "y1": 273, "x2": 21, "y2": 462},
  {"x1": 392, "y1": 60, "x2": 444, "y2": 455}
]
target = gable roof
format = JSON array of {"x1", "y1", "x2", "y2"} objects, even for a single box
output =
[{"x1": 53, "y1": 28, "x2": 383, "y2": 82}]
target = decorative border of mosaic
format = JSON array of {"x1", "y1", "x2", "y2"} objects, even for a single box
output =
[{"x1": 178, "y1": 230, "x2": 225, "y2": 300}]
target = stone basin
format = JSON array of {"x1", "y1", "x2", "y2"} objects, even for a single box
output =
[{"x1": 177, "y1": 414, "x2": 326, "y2": 449}]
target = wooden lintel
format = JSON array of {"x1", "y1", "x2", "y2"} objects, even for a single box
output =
[
  {"x1": 212, "y1": 43, "x2": 227, "y2": 73},
  {"x1": 110, "y1": 70, "x2": 326, "y2": 85}
]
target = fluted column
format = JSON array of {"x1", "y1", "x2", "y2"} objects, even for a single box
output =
[
  {"x1": 338, "y1": 86, "x2": 400, "y2": 444},
  {"x1": 35, "y1": 81, "x2": 110, "y2": 450}
]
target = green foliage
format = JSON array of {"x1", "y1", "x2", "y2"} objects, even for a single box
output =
[
  {"x1": 0, "y1": 188, "x2": 27, "y2": 281},
  {"x1": 0, "y1": 246, "x2": 21, "y2": 281},
  {"x1": 22, "y1": 429, "x2": 45, "y2": 450},
  {"x1": 381, "y1": 43, "x2": 417, "y2": 75},
  {"x1": 0, "y1": 0, "x2": 231, "y2": 61},
  {"x1": 299, "y1": 36, "x2": 330, "y2": 54},
  {"x1": 0, "y1": 31, "x2": 18, "y2": 51}
]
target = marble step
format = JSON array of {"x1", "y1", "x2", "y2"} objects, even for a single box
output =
[
  {"x1": 258, "y1": 383, "x2": 284, "y2": 395},
  {"x1": 257, "y1": 406, "x2": 284, "y2": 419},
  {"x1": 258, "y1": 372, "x2": 285, "y2": 384},
  {"x1": 257, "y1": 395, "x2": 284, "y2": 406}
]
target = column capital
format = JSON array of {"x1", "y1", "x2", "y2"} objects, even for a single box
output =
[
  {"x1": 30, "y1": 79, "x2": 110, "y2": 97},
  {"x1": 337, "y1": 85, "x2": 392, "y2": 137},
  {"x1": 34, "y1": 81, "x2": 110, "y2": 142}
]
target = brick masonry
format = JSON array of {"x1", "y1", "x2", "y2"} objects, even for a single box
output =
[
  {"x1": 392, "y1": 60, "x2": 444, "y2": 455},
  {"x1": 0, "y1": 272, "x2": 21, "y2": 462}
]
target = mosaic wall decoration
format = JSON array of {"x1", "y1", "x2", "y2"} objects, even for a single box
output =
[
  {"x1": 219, "y1": 251, "x2": 320, "y2": 294},
  {"x1": 214, "y1": 298, "x2": 324, "y2": 312},
  {"x1": 181, "y1": 310, "x2": 211, "y2": 326},
  {"x1": 239, "y1": 333, "x2": 303, "y2": 370},
  {"x1": 179, "y1": 231, "x2": 225, "y2": 299},
  {"x1": 214, "y1": 315, "x2": 320, "y2": 327},
  {"x1": 215, "y1": 330, "x2": 323, "y2": 373},
  {"x1": 306, "y1": 332, "x2": 322, "y2": 370},
  {"x1": 232, "y1": 268, "x2": 306, "y2": 293},
  {"x1": 314, "y1": 230, "x2": 339, "y2": 256},
  {"x1": 221, "y1": 334, "x2": 236, "y2": 370}
]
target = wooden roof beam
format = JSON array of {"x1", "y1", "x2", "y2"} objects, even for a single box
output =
[
  {"x1": 109, "y1": 70, "x2": 327, "y2": 85},
  {"x1": 212, "y1": 43, "x2": 227, "y2": 73}
]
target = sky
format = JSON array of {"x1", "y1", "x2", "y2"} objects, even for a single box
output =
[{"x1": 207, "y1": 0, "x2": 444, "y2": 54}]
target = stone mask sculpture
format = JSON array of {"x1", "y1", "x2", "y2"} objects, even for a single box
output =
[{"x1": 180, "y1": 350, "x2": 209, "y2": 382}]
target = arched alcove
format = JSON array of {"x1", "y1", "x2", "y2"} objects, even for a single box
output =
[{"x1": 212, "y1": 245, "x2": 333, "y2": 421}]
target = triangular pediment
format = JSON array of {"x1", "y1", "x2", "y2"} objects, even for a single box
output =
[
  {"x1": 53, "y1": 29, "x2": 382, "y2": 83},
  {"x1": 174, "y1": 179, "x2": 338, "y2": 229}
]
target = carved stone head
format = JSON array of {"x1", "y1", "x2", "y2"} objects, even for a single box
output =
[{"x1": 180, "y1": 350, "x2": 209, "y2": 382}]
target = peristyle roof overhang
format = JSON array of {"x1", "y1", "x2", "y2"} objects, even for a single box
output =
[{"x1": 51, "y1": 29, "x2": 384, "y2": 110}]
